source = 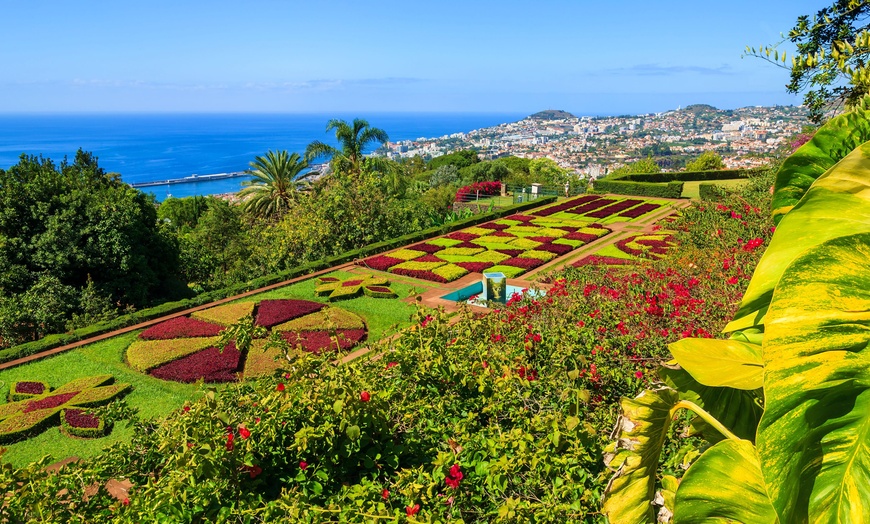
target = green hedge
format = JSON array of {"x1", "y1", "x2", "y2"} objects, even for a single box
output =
[
  {"x1": 698, "y1": 182, "x2": 727, "y2": 201},
  {"x1": 616, "y1": 168, "x2": 754, "y2": 183},
  {"x1": 0, "y1": 197, "x2": 556, "y2": 366},
  {"x1": 592, "y1": 179, "x2": 684, "y2": 198}
]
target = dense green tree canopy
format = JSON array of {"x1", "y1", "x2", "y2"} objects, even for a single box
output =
[
  {"x1": 0, "y1": 150, "x2": 181, "y2": 345},
  {"x1": 608, "y1": 157, "x2": 661, "y2": 177},
  {"x1": 685, "y1": 151, "x2": 726, "y2": 171},
  {"x1": 748, "y1": 0, "x2": 870, "y2": 122}
]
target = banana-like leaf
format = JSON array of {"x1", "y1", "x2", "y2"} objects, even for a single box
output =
[
  {"x1": 669, "y1": 337, "x2": 763, "y2": 390},
  {"x1": 674, "y1": 439, "x2": 779, "y2": 523},
  {"x1": 602, "y1": 387, "x2": 680, "y2": 524},
  {"x1": 725, "y1": 141, "x2": 870, "y2": 333},
  {"x1": 757, "y1": 233, "x2": 870, "y2": 523},
  {"x1": 659, "y1": 365, "x2": 762, "y2": 443},
  {"x1": 772, "y1": 103, "x2": 870, "y2": 222}
]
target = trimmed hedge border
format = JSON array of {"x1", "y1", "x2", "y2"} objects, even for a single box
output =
[
  {"x1": 592, "y1": 168, "x2": 760, "y2": 199},
  {"x1": 0, "y1": 197, "x2": 556, "y2": 366},
  {"x1": 698, "y1": 182, "x2": 727, "y2": 201}
]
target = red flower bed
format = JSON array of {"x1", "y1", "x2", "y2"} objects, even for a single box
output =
[
  {"x1": 486, "y1": 230, "x2": 515, "y2": 237},
  {"x1": 618, "y1": 202, "x2": 660, "y2": 218},
  {"x1": 318, "y1": 277, "x2": 340, "y2": 283},
  {"x1": 535, "y1": 243, "x2": 573, "y2": 255},
  {"x1": 566, "y1": 198, "x2": 615, "y2": 215},
  {"x1": 407, "y1": 243, "x2": 444, "y2": 254},
  {"x1": 24, "y1": 392, "x2": 79, "y2": 413},
  {"x1": 585, "y1": 199, "x2": 644, "y2": 219},
  {"x1": 64, "y1": 409, "x2": 101, "y2": 429},
  {"x1": 572, "y1": 255, "x2": 634, "y2": 267},
  {"x1": 389, "y1": 268, "x2": 448, "y2": 283},
  {"x1": 342, "y1": 279, "x2": 365, "y2": 287},
  {"x1": 149, "y1": 343, "x2": 242, "y2": 383},
  {"x1": 528, "y1": 236, "x2": 557, "y2": 243},
  {"x1": 505, "y1": 214, "x2": 535, "y2": 222},
  {"x1": 281, "y1": 329, "x2": 367, "y2": 354},
  {"x1": 500, "y1": 257, "x2": 545, "y2": 269},
  {"x1": 477, "y1": 222, "x2": 509, "y2": 230},
  {"x1": 415, "y1": 254, "x2": 444, "y2": 263},
  {"x1": 255, "y1": 300, "x2": 325, "y2": 328},
  {"x1": 366, "y1": 286, "x2": 393, "y2": 293},
  {"x1": 15, "y1": 382, "x2": 47, "y2": 395},
  {"x1": 446, "y1": 232, "x2": 479, "y2": 242},
  {"x1": 533, "y1": 195, "x2": 601, "y2": 216},
  {"x1": 453, "y1": 241, "x2": 484, "y2": 249},
  {"x1": 455, "y1": 261, "x2": 494, "y2": 273},
  {"x1": 139, "y1": 316, "x2": 224, "y2": 340},
  {"x1": 563, "y1": 231, "x2": 600, "y2": 243},
  {"x1": 552, "y1": 225, "x2": 578, "y2": 232},
  {"x1": 495, "y1": 249, "x2": 526, "y2": 258},
  {"x1": 360, "y1": 255, "x2": 404, "y2": 272},
  {"x1": 454, "y1": 181, "x2": 501, "y2": 202}
]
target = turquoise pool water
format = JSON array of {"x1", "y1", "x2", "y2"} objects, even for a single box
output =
[{"x1": 440, "y1": 282, "x2": 541, "y2": 306}]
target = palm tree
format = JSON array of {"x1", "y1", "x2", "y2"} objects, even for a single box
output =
[
  {"x1": 239, "y1": 150, "x2": 311, "y2": 220},
  {"x1": 305, "y1": 118, "x2": 389, "y2": 175}
]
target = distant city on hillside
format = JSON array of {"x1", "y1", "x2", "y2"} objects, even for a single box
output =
[{"x1": 376, "y1": 104, "x2": 810, "y2": 178}]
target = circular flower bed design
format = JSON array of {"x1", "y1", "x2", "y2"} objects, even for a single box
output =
[{"x1": 126, "y1": 299, "x2": 368, "y2": 384}]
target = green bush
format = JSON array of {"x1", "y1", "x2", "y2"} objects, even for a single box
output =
[
  {"x1": 698, "y1": 182, "x2": 726, "y2": 201},
  {"x1": 592, "y1": 179, "x2": 684, "y2": 198},
  {"x1": 615, "y1": 168, "x2": 754, "y2": 183}
]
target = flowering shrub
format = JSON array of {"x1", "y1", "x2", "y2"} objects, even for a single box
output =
[
  {"x1": 454, "y1": 181, "x2": 501, "y2": 202},
  {"x1": 139, "y1": 316, "x2": 224, "y2": 340}
]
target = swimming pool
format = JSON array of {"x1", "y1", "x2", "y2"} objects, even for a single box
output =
[{"x1": 440, "y1": 281, "x2": 541, "y2": 306}]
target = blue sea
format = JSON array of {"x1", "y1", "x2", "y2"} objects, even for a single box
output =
[{"x1": 0, "y1": 113, "x2": 525, "y2": 201}]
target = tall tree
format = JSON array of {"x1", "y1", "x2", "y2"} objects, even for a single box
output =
[
  {"x1": 239, "y1": 150, "x2": 311, "y2": 220},
  {"x1": 305, "y1": 118, "x2": 389, "y2": 175},
  {"x1": 746, "y1": 0, "x2": 870, "y2": 122}
]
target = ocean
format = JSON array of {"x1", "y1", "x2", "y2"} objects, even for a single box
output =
[{"x1": 0, "y1": 113, "x2": 526, "y2": 201}]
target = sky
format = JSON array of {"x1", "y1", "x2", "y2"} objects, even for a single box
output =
[{"x1": 0, "y1": 0, "x2": 825, "y2": 115}]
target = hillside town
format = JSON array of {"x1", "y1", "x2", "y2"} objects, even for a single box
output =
[{"x1": 378, "y1": 104, "x2": 810, "y2": 178}]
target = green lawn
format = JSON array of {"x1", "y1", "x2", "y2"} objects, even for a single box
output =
[
  {"x1": 0, "y1": 270, "x2": 423, "y2": 468},
  {"x1": 681, "y1": 179, "x2": 749, "y2": 199}
]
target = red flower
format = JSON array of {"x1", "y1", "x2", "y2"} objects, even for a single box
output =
[
  {"x1": 382, "y1": 488, "x2": 390, "y2": 500},
  {"x1": 299, "y1": 460, "x2": 308, "y2": 470},
  {"x1": 406, "y1": 504, "x2": 420, "y2": 516},
  {"x1": 182, "y1": 405, "x2": 190, "y2": 413},
  {"x1": 243, "y1": 465, "x2": 263, "y2": 478},
  {"x1": 445, "y1": 463, "x2": 464, "y2": 489},
  {"x1": 635, "y1": 370, "x2": 644, "y2": 379},
  {"x1": 360, "y1": 391, "x2": 371, "y2": 402},
  {"x1": 276, "y1": 383, "x2": 286, "y2": 392},
  {"x1": 385, "y1": 361, "x2": 398, "y2": 369},
  {"x1": 239, "y1": 426, "x2": 251, "y2": 439},
  {"x1": 226, "y1": 433, "x2": 234, "y2": 451},
  {"x1": 445, "y1": 476, "x2": 461, "y2": 489},
  {"x1": 727, "y1": 276, "x2": 739, "y2": 285},
  {"x1": 122, "y1": 498, "x2": 130, "y2": 506}
]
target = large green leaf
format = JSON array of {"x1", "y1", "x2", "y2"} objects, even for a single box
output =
[
  {"x1": 668, "y1": 337, "x2": 763, "y2": 390},
  {"x1": 659, "y1": 365, "x2": 762, "y2": 443},
  {"x1": 772, "y1": 104, "x2": 870, "y2": 223},
  {"x1": 725, "y1": 141, "x2": 870, "y2": 333},
  {"x1": 757, "y1": 233, "x2": 870, "y2": 523},
  {"x1": 674, "y1": 439, "x2": 778, "y2": 523},
  {"x1": 602, "y1": 387, "x2": 680, "y2": 524}
]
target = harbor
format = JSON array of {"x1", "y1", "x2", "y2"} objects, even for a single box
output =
[{"x1": 129, "y1": 171, "x2": 249, "y2": 188}]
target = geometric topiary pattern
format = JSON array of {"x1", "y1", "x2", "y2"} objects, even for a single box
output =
[
  {"x1": 0, "y1": 375, "x2": 131, "y2": 443},
  {"x1": 126, "y1": 299, "x2": 368, "y2": 384},
  {"x1": 358, "y1": 206, "x2": 616, "y2": 282},
  {"x1": 314, "y1": 276, "x2": 396, "y2": 300}
]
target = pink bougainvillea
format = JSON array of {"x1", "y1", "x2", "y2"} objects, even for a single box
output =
[{"x1": 139, "y1": 316, "x2": 224, "y2": 340}]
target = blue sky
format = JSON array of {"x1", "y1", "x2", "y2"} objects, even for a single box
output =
[{"x1": 0, "y1": 0, "x2": 822, "y2": 114}]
